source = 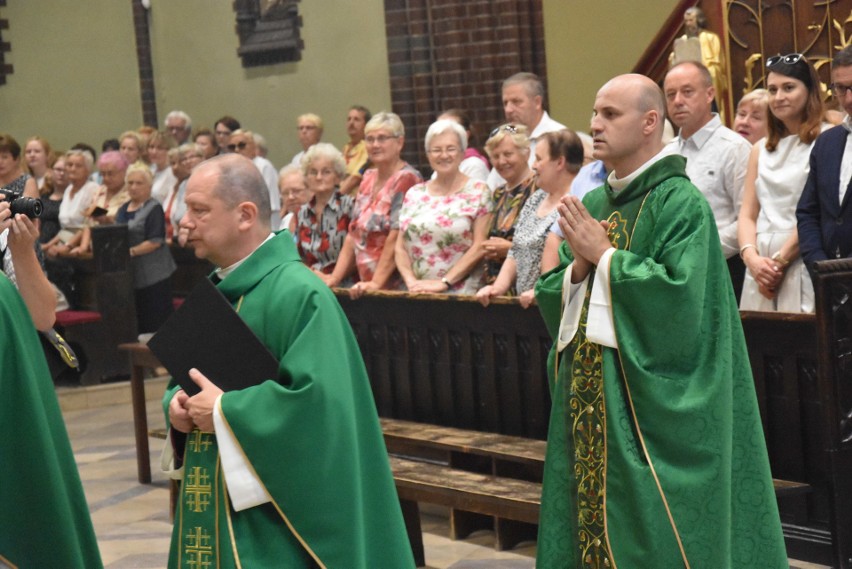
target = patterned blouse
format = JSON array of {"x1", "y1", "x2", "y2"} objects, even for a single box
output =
[
  {"x1": 349, "y1": 164, "x2": 422, "y2": 286},
  {"x1": 507, "y1": 190, "x2": 560, "y2": 293},
  {"x1": 484, "y1": 171, "x2": 537, "y2": 283},
  {"x1": 295, "y1": 189, "x2": 354, "y2": 274},
  {"x1": 398, "y1": 178, "x2": 493, "y2": 294}
]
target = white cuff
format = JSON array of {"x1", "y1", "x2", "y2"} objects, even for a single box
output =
[
  {"x1": 556, "y1": 261, "x2": 589, "y2": 352},
  {"x1": 587, "y1": 248, "x2": 618, "y2": 348},
  {"x1": 213, "y1": 394, "x2": 272, "y2": 512}
]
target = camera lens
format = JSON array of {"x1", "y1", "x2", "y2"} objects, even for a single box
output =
[{"x1": 10, "y1": 197, "x2": 42, "y2": 219}]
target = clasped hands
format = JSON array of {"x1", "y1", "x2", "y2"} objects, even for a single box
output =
[
  {"x1": 556, "y1": 195, "x2": 611, "y2": 282},
  {"x1": 168, "y1": 368, "x2": 224, "y2": 433}
]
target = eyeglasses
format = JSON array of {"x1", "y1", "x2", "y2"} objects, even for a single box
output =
[
  {"x1": 489, "y1": 124, "x2": 519, "y2": 138},
  {"x1": 831, "y1": 82, "x2": 852, "y2": 98},
  {"x1": 281, "y1": 188, "x2": 307, "y2": 197},
  {"x1": 307, "y1": 168, "x2": 336, "y2": 177},
  {"x1": 766, "y1": 53, "x2": 804, "y2": 68},
  {"x1": 227, "y1": 141, "x2": 249, "y2": 151},
  {"x1": 427, "y1": 146, "x2": 460, "y2": 156},
  {"x1": 365, "y1": 135, "x2": 398, "y2": 145},
  {"x1": 215, "y1": 130, "x2": 232, "y2": 137}
]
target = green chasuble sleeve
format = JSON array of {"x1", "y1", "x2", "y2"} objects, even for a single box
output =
[
  {"x1": 163, "y1": 232, "x2": 414, "y2": 569},
  {"x1": 0, "y1": 276, "x2": 103, "y2": 569},
  {"x1": 534, "y1": 155, "x2": 787, "y2": 568}
]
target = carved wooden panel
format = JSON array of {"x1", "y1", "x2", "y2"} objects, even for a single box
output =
[{"x1": 232, "y1": 0, "x2": 304, "y2": 68}]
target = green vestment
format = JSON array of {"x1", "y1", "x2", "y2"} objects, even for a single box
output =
[
  {"x1": 163, "y1": 231, "x2": 414, "y2": 569},
  {"x1": 0, "y1": 275, "x2": 103, "y2": 569},
  {"x1": 534, "y1": 155, "x2": 787, "y2": 568}
]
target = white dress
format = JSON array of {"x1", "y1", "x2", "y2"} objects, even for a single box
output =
[{"x1": 740, "y1": 133, "x2": 817, "y2": 313}]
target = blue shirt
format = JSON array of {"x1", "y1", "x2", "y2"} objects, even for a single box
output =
[{"x1": 549, "y1": 160, "x2": 608, "y2": 237}]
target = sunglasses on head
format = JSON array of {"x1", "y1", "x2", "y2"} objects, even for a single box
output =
[
  {"x1": 766, "y1": 53, "x2": 804, "y2": 68},
  {"x1": 489, "y1": 124, "x2": 519, "y2": 138}
]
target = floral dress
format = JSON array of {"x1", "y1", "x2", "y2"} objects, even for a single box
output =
[
  {"x1": 398, "y1": 178, "x2": 492, "y2": 294},
  {"x1": 350, "y1": 165, "x2": 422, "y2": 286}
]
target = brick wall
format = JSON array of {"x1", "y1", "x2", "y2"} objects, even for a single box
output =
[
  {"x1": 383, "y1": 0, "x2": 547, "y2": 174},
  {"x1": 0, "y1": 1, "x2": 12, "y2": 86}
]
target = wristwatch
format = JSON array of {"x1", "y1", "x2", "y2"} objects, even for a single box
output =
[{"x1": 441, "y1": 277, "x2": 451, "y2": 289}]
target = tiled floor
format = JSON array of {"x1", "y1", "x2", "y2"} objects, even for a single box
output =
[{"x1": 57, "y1": 380, "x2": 828, "y2": 569}]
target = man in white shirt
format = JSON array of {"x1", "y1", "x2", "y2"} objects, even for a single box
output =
[
  {"x1": 664, "y1": 60, "x2": 751, "y2": 299},
  {"x1": 486, "y1": 72, "x2": 586, "y2": 188},
  {"x1": 227, "y1": 129, "x2": 281, "y2": 226}
]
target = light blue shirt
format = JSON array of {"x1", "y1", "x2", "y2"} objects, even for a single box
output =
[{"x1": 549, "y1": 160, "x2": 608, "y2": 237}]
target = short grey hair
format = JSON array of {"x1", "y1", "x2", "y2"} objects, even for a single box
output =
[
  {"x1": 165, "y1": 110, "x2": 192, "y2": 132},
  {"x1": 425, "y1": 119, "x2": 467, "y2": 152},
  {"x1": 65, "y1": 149, "x2": 94, "y2": 172},
  {"x1": 365, "y1": 111, "x2": 405, "y2": 138},
  {"x1": 300, "y1": 142, "x2": 346, "y2": 179},
  {"x1": 125, "y1": 162, "x2": 153, "y2": 184},
  {"x1": 206, "y1": 155, "x2": 271, "y2": 228},
  {"x1": 503, "y1": 72, "x2": 545, "y2": 100},
  {"x1": 833, "y1": 45, "x2": 852, "y2": 68}
]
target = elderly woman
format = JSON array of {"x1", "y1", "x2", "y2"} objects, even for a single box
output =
[
  {"x1": 167, "y1": 143, "x2": 205, "y2": 245},
  {"x1": 147, "y1": 131, "x2": 177, "y2": 204},
  {"x1": 326, "y1": 112, "x2": 423, "y2": 296},
  {"x1": 118, "y1": 130, "x2": 143, "y2": 166},
  {"x1": 193, "y1": 128, "x2": 219, "y2": 160},
  {"x1": 278, "y1": 164, "x2": 311, "y2": 232},
  {"x1": 116, "y1": 163, "x2": 176, "y2": 333},
  {"x1": 293, "y1": 142, "x2": 354, "y2": 279},
  {"x1": 62, "y1": 151, "x2": 132, "y2": 256},
  {"x1": 477, "y1": 129, "x2": 583, "y2": 307},
  {"x1": 738, "y1": 54, "x2": 826, "y2": 312},
  {"x1": 43, "y1": 149, "x2": 100, "y2": 257},
  {"x1": 395, "y1": 119, "x2": 492, "y2": 294},
  {"x1": 438, "y1": 109, "x2": 490, "y2": 181},
  {"x1": 734, "y1": 88, "x2": 769, "y2": 145},
  {"x1": 24, "y1": 136, "x2": 53, "y2": 191},
  {"x1": 482, "y1": 124, "x2": 537, "y2": 284}
]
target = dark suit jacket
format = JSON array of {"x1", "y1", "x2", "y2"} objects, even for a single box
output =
[{"x1": 796, "y1": 124, "x2": 852, "y2": 277}]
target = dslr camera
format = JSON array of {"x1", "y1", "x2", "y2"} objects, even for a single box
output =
[{"x1": 0, "y1": 187, "x2": 42, "y2": 219}]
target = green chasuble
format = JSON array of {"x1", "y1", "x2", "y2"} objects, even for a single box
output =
[
  {"x1": 534, "y1": 155, "x2": 787, "y2": 568},
  {"x1": 0, "y1": 276, "x2": 103, "y2": 569},
  {"x1": 163, "y1": 231, "x2": 414, "y2": 569}
]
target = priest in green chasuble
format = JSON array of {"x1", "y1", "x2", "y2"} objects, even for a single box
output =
[
  {"x1": 0, "y1": 206, "x2": 102, "y2": 568},
  {"x1": 534, "y1": 74, "x2": 787, "y2": 568},
  {"x1": 163, "y1": 154, "x2": 414, "y2": 568}
]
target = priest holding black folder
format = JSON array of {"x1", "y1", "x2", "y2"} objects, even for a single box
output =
[{"x1": 161, "y1": 154, "x2": 414, "y2": 568}]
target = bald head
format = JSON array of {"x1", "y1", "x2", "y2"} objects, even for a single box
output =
[{"x1": 591, "y1": 74, "x2": 666, "y2": 177}]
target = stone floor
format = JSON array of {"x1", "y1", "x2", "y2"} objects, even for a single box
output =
[{"x1": 56, "y1": 379, "x2": 828, "y2": 569}]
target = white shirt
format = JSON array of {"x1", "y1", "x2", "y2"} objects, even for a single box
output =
[
  {"x1": 151, "y1": 166, "x2": 177, "y2": 205},
  {"x1": 486, "y1": 111, "x2": 573, "y2": 189},
  {"x1": 668, "y1": 114, "x2": 751, "y2": 258},
  {"x1": 839, "y1": 116, "x2": 852, "y2": 205},
  {"x1": 253, "y1": 156, "x2": 281, "y2": 225},
  {"x1": 58, "y1": 181, "x2": 98, "y2": 229}
]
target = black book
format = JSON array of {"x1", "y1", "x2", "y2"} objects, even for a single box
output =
[{"x1": 147, "y1": 278, "x2": 279, "y2": 396}]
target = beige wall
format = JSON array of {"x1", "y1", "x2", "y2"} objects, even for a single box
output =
[
  {"x1": 543, "y1": 0, "x2": 680, "y2": 135},
  {"x1": 0, "y1": 1, "x2": 141, "y2": 153},
  {"x1": 148, "y1": 1, "x2": 392, "y2": 167}
]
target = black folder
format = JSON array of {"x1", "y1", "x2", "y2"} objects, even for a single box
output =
[{"x1": 147, "y1": 278, "x2": 279, "y2": 396}]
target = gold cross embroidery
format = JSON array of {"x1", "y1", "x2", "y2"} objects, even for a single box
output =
[
  {"x1": 187, "y1": 431, "x2": 213, "y2": 453},
  {"x1": 184, "y1": 467, "x2": 212, "y2": 513},
  {"x1": 184, "y1": 526, "x2": 213, "y2": 568}
]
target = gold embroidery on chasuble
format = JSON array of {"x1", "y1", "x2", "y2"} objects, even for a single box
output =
[
  {"x1": 178, "y1": 430, "x2": 219, "y2": 568},
  {"x1": 567, "y1": 216, "x2": 625, "y2": 568}
]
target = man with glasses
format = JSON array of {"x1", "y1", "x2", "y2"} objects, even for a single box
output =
[
  {"x1": 289, "y1": 113, "x2": 323, "y2": 166},
  {"x1": 165, "y1": 110, "x2": 192, "y2": 145},
  {"x1": 228, "y1": 129, "x2": 281, "y2": 226},
  {"x1": 797, "y1": 45, "x2": 852, "y2": 279}
]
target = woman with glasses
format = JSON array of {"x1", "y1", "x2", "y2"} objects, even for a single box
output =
[
  {"x1": 476, "y1": 129, "x2": 583, "y2": 308},
  {"x1": 482, "y1": 124, "x2": 537, "y2": 286},
  {"x1": 278, "y1": 164, "x2": 311, "y2": 233},
  {"x1": 395, "y1": 119, "x2": 492, "y2": 294},
  {"x1": 738, "y1": 53, "x2": 826, "y2": 312},
  {"x1": 294, "y1": 142, "x2": 354, "y2": 281},
  {"x1": 327, "y1": 112, "x2": 422, "y2": 296}
]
